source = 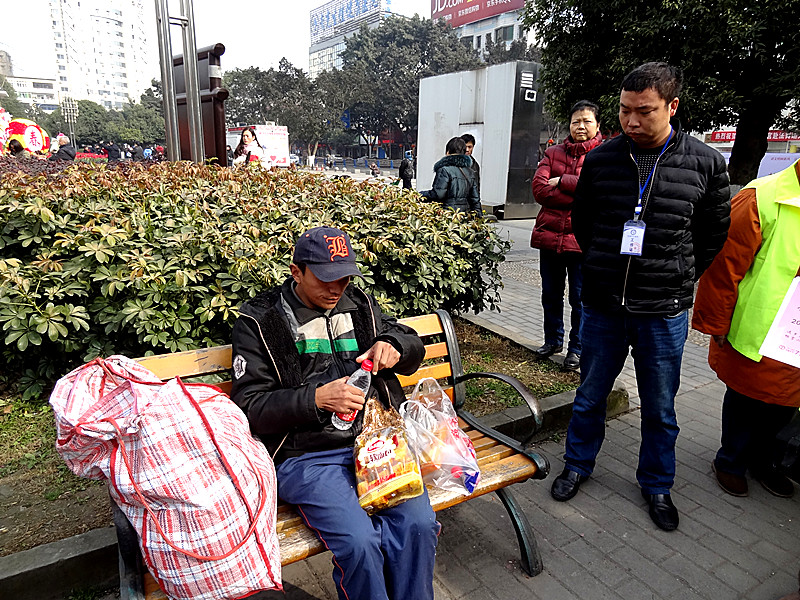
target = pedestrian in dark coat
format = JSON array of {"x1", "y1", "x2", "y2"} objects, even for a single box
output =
[
  {"x1": 551, "y1": 63, "x2": 731, "y2": 534},
  {"x1": 420, "y1": 137, "x2": 481, "y2": 215},
  {"x1": 48, "y1": 135, "x2": 76, "y2": 161},
  {"x1": 103, "y1": 141, "x2": 121, "y2": 162}
]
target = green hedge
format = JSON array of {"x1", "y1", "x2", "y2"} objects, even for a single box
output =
[{"x1": 0, "y1": 160, "x2": 509, "y2": 400}]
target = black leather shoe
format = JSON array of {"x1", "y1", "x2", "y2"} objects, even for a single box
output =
[
  {"x1": 641, "y1": 491, "x2": 679, "y2": 531},
  {"x1": 562, "y1": 351, "x2": 580, "y2": 371},
  {"x1": 535, "y1": 343, "x2": 563, "y2": 360},
  {"x1": 551, "y1": 468, "x2": 588, "y2": 502}
]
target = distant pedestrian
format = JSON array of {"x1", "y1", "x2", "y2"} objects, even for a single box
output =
[
  {"x1": 7, "y1": 139, "x2": 32, "y2": 159},
  {"x1": 226, "y1": 144, "x2": 234, "y2": 166},
  {"x1": 693, "y1": 158, "x2": 800, "y2": 499},
  {"x1": 530, "y1": 100, "x2": 603, "y2": 371},
  {"x1": 369, "y1": 162, "x2": 381, "y2": 176},
  {"x1": 103, "y1": 140, "x2": 121, "y2": 163},
  {"x1": 131, "y1": 143, "x2": 145, "y2": 161},
  {"x1": 550, "y1": 62, "x2": 731, "y2": 533},
  {"x1": 420, "y1": 136, "x2": 480, "y2": 215},
  {"x1": 460, "y1": 133, "x2": 481, "y2": 199},
  {"x1": 48, "y1": 135, "x2": 76, "y2": 161},
  {"x1": 399, "y1": 151, "x2": 415, "y2": 189}
]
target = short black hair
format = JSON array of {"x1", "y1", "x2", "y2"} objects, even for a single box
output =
[
  {"x1": 294, "y1": 261, "x2": 307, "y2": 274},
  {"x1": 460, "y1": 133, "x2": 476, "y2": 145},
  {"x1": 569, "y1": 100, "x2": 600, "y2": 123},
  {"x1": 621, "y1": 62, "x2": 683, "y2": 103},
  {"x1": 446, "y1": 137, "x2": 467, "y2": 155}
]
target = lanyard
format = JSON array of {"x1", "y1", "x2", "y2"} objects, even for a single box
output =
[{"x1": 632, "y1": 127, "x2": 673, "y2": 218}]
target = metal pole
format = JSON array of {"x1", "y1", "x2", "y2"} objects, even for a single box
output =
[
  {"x1": 179, "y1": 0, "x2": 204, "y2": 162},
  {"x1": 154, "y1": 0, "x2": 180, "y2": 161}
]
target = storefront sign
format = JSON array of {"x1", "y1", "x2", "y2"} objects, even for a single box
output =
[{"x1": 711, "y1": 130, "x2": 800, "y2": 143}]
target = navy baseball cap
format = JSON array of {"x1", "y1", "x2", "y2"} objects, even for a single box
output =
[{"x1": 292, "y1": 227, "x2": 363, "y2": 282}]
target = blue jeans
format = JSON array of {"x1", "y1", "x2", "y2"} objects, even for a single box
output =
[
  {"x1": 277, "y1": 448, "x2": 438, "y2": 600},
  {"x1": 563, "y1": 306, "x2": 688, "y2": 494},
  {"x1": 539, "y1": 249, "x2": 583, "y2": 354}
]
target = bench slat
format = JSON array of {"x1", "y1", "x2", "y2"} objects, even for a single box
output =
[
  {"x1": 396, "y1": 362, "x2": 453, "y2": 387},
  {"x1": 423, "y1": 341, "x2": 448, "y2": 360},
  {"x1": 136, "y1": 345, "x2": 232, "y2": 380},
  {"x1": 398, "y1": 314, "x2": 444, "y2": 337}
]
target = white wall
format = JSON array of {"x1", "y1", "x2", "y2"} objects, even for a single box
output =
[{"x1": 417, "y1": 61, "x2": 516, "y2": 205}]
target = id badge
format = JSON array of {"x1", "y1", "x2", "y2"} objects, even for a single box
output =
[{"x1": 620, "y1": 220, "x2": 645, "y2": 256}]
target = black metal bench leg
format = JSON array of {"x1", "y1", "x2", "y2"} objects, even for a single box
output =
[{"x1": 495, "y1": 487, "x2": 543, "y2": 577}]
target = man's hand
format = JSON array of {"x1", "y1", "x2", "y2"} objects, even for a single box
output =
[
  {"x1": 315, "y1": 377, "x2": 367, "y2": 413},
  {"x1": 356, "y1": 341, "x2": 400, "y2": 374},
  {"x1": 548, "y1": 176, "x2": 560, "y2": 187},
  {"x1": 712, "y1": 334, "x2": 727, "y2": 348}
]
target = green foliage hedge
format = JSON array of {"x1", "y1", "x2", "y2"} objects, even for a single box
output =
[{"x1": 0, "y1": 160, "x2": 509, "y2": 400}]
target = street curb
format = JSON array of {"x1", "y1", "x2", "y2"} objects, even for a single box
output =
[{"x1": 0, "y1": 526, "x2": 118, "y2": 600}]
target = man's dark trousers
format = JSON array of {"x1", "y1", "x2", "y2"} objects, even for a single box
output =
[
  {"x1": 563, "y1": 306, "x2": 688, "y2": 494},
  {"x1": 276, "y1": 447, "x2": 438, "y2": 600},
  {"x1": 539, "y1": 249, "x2": 583, "y2": 355}
]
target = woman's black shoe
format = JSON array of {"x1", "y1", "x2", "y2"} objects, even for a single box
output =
[{"x1": 535, "y1": 343, "x2": 563, "y2": 359}]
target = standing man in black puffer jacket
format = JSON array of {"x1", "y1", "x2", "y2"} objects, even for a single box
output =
[{"x1": 550, "y1": 62, "x2": 731, "y2": 532}]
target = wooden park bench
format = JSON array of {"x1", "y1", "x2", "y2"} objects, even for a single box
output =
[{"x1": 113, "y1": 309, "x2": 551, "y2": 600}]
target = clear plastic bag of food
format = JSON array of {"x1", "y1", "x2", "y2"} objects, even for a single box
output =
[
  {"x1": 400, "y1": 378, "x2": 481, "y2": 495},
  {"x1": 354, "y1": 396, "x2": 424, "y2": 515}
]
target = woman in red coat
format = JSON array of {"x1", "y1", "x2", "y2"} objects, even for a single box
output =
[{"x1": 530, "y1": 100, "x2": 603, "y2": 370}]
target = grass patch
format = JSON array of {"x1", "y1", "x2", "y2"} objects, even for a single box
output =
[{"x1": 454, "y1": 318, "x2": 579, "y2": 416}]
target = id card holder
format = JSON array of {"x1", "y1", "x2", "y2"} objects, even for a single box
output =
[{"x1": 620, "y1": 220, "x2": 645, "y2": 256}]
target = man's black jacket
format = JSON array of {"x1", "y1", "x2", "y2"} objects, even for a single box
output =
[
  {"x1": 230, "y1": 278, "x2": 424, "y2": 462},
  {"x1": 572, "y1": 127, "x2": 731, "y2": 314}
]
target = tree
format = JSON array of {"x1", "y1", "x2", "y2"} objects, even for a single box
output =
[
  {"x1": 522, "y1": 0, "x2": 800, "y2": 184},
  {"x1": 340, "y1": 17, "x2": 482, "y2": 145},
  {"x1": 0, "y1": 78, "x2": 30, "y2": 121},
  {"x1": 223, "y1": 67, "x2": 277, "y2": 125},
  {"x1": 485, "y1": 39, "x2": 541, "y2": 65}
]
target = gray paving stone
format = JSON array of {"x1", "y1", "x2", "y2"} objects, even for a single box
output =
[{"x1": 661, "y1": 553, "x2": 738, "y2": 599}]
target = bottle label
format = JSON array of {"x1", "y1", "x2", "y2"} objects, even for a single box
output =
[{"x1": 335, "y1": 410, "x2": 357, "y2": 423}]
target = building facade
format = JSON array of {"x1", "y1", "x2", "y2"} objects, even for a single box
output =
[
  {"x1": 308, "y1": 0, "x2": 392, "y2": 78},
  {"x1": 49, "y1": 0, "x2": 155, "y2": 109},
  {"x1": 431, "y1": 0, "x2": 530, "y2": 60},
  {"x1": 5, "y1": 76, "x2": 60, "y2": 113}
]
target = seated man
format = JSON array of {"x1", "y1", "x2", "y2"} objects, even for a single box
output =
[{"x1": 231, "y1": 226, "x2": 437, "y2": 600}]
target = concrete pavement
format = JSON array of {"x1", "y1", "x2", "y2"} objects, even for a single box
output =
[{"x1": 271, "y1": 218, "x2": 800, "y2": 600}]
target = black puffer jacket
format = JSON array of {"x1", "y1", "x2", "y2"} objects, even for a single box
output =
[
  {"x1": 572, "y1": 128, "x2": 730, "y2": 314},
  {"x1": 421, "y1": 154, "x2": 481, "y2": 214},
  {"x1": 230, "y1": 278, "x2": 424, "y2": 462}
]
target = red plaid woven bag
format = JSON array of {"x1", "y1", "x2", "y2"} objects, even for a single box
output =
[{"x1": 49, "y1": 355, "x2": 282, "y2": 600}]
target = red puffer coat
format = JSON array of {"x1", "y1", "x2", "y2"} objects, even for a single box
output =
[{"x1": 530, "y1": 133, "x2": 603, "y2": 253}]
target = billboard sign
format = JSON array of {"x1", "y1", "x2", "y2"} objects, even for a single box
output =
[
  {"x1": 431, "y1": 0, "x2": 525, "y2": 28},
  {"x1": 310, "y1": 0, "x2": 387, "y2": 44}
]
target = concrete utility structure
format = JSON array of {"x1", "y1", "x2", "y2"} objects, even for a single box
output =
[{"x1": 417, "y1": 60, "x2": 544, "y2": 219}]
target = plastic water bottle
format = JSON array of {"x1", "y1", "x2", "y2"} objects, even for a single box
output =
[{"x1": 331, "y1": 359, "x2": 373, "y2": 430}]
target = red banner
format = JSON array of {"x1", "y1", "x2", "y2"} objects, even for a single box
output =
[
  {"x1": 710, "y1": 130, "x2": 800, "y2": 142},
  {"x1": 431, "y1": 0, "x2": 525, "y2": 29}
]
